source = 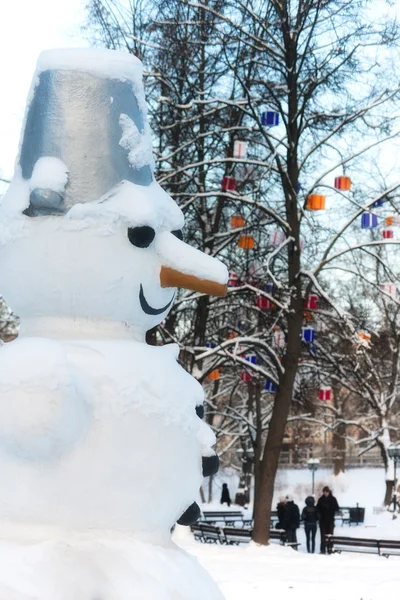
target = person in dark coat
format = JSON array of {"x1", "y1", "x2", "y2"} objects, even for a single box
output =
[
  {"x1": 316, "y1": 486, "x2": 340, "y2": 554},
  {"x1": 220, "y1": 483, "x2": 231, "y2": 507},
  {"x1": 276, "y1": 496, "x2": 286, "y2": 529},
  {"x1": 301, "y1": 496, "x2": 319, "y2": 553},
  {"x1": 282, "y1": 495, "x2": 300, "y2": 548}
]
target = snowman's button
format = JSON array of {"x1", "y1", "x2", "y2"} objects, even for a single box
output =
[{"x1": 127, "y1": 226, "x2": 155, "y2": 248}]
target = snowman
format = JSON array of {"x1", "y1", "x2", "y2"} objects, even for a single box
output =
[{"x1": 0, "y1": 49, "x2": 228, "y2": 599}]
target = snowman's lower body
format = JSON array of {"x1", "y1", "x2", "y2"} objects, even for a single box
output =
[{"x1": 0, "y1": 531, "x2": 224, "y2": 600}]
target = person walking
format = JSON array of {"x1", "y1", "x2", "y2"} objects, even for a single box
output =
[
  {"x1": 282, "y1": 495, "x2": 300, "y2": 549},
  {"x1": 317, "y1": 486, "x2": 340, "y2": 554},
  {"x1": 301, "y1": 496, "x2": 319, "y2": 553},
  {"x1": 220, "y1": 483, "x2": 231, "y2": 507}
]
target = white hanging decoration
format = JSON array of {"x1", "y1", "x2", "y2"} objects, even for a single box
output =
[
  {"x1": 269, "y1": 231, "x2": 286, "y2": 247},
  {"x1": 273, "y1": 328, "x2": 285, "y2": 348},
  {"x1": 233, "y1": 140, "x2": 247, "y2": 159},
  {"x1": 381, "y1": 282, "x2": 397, "y2": 299}
]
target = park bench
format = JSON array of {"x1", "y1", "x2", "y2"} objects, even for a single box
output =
[
  {"x1": 222, "y1": 527, "x2": 300, "y2": 549},
  {"x1": 201, "y1": 510, "x2": 252, "y2": 527},
  {"x1": 222, "y1": 526, "x2": 252, "y2": 544},
  {"x1": 270, "y1": 510, "x2": 279, "y2": 528},
  {"x1": 327, "y1": 535, "x2": 400, "y2": 557},
  {"x1": 190, "y1": 523, "x2": 223, "y2": 544}
]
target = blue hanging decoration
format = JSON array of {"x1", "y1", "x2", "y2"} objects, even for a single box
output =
[
  {"x1": 245, "y1": 353, "x2": 257, "y2": 365},
  {"x1": 205, "y1": 343, "x2": 217, "y2": 349},
  {"x1": 372, "y1": 199, "x2": 384, "y2": 208},
  {"x1": 302, "y1": 326, "x2": 315, "y2": 343},
  {"x1": 361, "y1": 213, "x2": 378, "y2": 229},
  {"x1": 296, "y1": 181, "x2": 302, "y2": 194},
  {"x1": 265, "y1": 379, "x2": 277, "y2": 392},
  {"x1": 261, "y1": 111, "x2": 279, "y2": 127}
]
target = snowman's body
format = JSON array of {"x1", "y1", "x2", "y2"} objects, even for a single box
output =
[{"x1": 0, "y1": 49, "x2": 227, "y2": 599}]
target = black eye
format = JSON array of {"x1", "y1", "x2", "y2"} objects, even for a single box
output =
[
  {"x1": 172, "y1": 229, "x2": 183, "y2": 241},
  {"x1": 196, "y1": 404, "x2": 204, "y2": 419},
  {"x1": 127, "y1": 226, "x2": 155, "y2": 248}
]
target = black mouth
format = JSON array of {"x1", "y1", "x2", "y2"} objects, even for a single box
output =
[{"x1": 139, "y1": 284, "x2": 174, "y2": 315}]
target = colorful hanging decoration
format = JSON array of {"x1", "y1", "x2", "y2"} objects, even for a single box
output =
[
  {"x1": 372, "y1": 199, "x2": 384, "y2": 208},
  {"x1": 296, "y1": 182, "x2": 302, "y2": 194},
  {"x1": 265, "y1": 379, "x2": 277, "y2": 393},
  {"x1": 383, "y1": 228, "x2": 394, "y2": 239},
  {"x1": 306, "y1": 194, "x2": 326, "y2": 210},
  {"x1": 319, "y1": 386, "x2": 332, "y2": 401},
  {"x1": 240, "y1": 371, "x2": 252, "y2": 382},
  {"x1": 245, "y1": 353, "x2": 257, "y2": 365},
  {"x1": 305, "y1": 294, "x2": 318, "y2": 310},
  {"x1": 233, "y1": 140, "x2": 247, "y2": 159},
  {"x1": 205, "y1": 342, "x2": 217, "y2": 349},
  {"x1": 304, "y1": 310, "x2": 313, "y2": 322},
  {"x1": 207, "y1": 370, "x2": 220, "y2": 381},
  {"x1": 357, "y1": 331, "x2": 371, "y2": 347},
  {"x1": 385, "y1": 215, "x2": 400, "y2": 227},
  {"x1": 238, "y1": 235, "x2": 255, "y2": 249},
  {"x1": 230, "y1": 214, "x2": 245, "y2": 228},
  {"x1": 361, "y1": 213, "x2": 378, "y2": 229},
  {"x1": 228, "y1": 272, "x2": 240, "y2": 287},
  {"x1": 269, "y1": 230, "x2": 286, "y2": 247},
  {"x1": 302, "y1": 326, "x2": 315, "y2": 343},
  {"x1": 261, "y1": 111, "x2": 279, "y2": 127},
  {"x1": 381, "y1": 282, "x2": 397, "y2": 299},
  {"x1": 256, "y1": 295, "x2": 274, "y2": 309},
  {"x1": 226, "y1": 330, "x2": 238, "y2": 340},
  {"x1": 334, "y1": 176, "x2": 351, "y2": 191},
  {"x1": 222, "y1": 176, "x2": 237, "y2": 192},
  {"x1": 273, "y1": 328, "x2": 285, "y2": 348},
  {"x1": 256, "y1": 283, "x2": 274, "y2": 309}
]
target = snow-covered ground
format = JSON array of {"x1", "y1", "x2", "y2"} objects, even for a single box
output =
[
  {"x1": 184, "y1": 467, "x2": 400, "y2": 600},
  {"x1": 175, "y1": 526, "x2": 399, "y2": 600}
]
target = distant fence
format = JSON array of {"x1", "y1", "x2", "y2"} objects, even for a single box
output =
[{"x1": 279, "y1": 449, "x2": 383, "y2": 468}]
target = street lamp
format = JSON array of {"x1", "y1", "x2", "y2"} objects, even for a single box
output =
[
  {"x1": 387, "y1": 445, "x2": 400, "y2": 518},
  {"x1": 307, "y1": 458, "x2": 320, "y2": 495}
]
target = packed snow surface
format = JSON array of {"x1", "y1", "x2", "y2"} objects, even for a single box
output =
[
  {"x1": 36, "y1": 48, "x2": 143, "y2": 81},
  {"x1": 175, "y1": 524, "x2": 399, "y2": 600},
  {"x1": 30, "y1": 157, "x2": 69, "y2": 193},
  {"x1": 119, "y1": 113, "x2": 154, "y2": 171}
]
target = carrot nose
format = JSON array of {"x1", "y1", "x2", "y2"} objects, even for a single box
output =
[
  {"x1": 160, "y1": 266, "x2": 227, "y2": 297},
  {"x1": 156, "y1": 232, "x2": 228, "y2": 297}
]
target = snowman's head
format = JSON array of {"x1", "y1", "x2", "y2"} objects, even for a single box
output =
[{"x1": 0, "y1": 49, "x2": 228, "y2": 340}]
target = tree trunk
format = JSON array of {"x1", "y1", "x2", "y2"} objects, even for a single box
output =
[
  {"x1": 332, "y1": 422, "x2": 346, "y2": 475},
  {"x1": 252, "y1": 297, "x2": 303, "y2": 543}
]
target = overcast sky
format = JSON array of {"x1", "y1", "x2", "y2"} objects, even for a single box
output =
[{"x1": 0, "y1": 0, "x2": 88, "y2": 191}]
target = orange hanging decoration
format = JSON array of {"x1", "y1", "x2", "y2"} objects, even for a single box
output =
[
  {"x1": 385, "y1": 215, "x2": 400, "y2": 227},
  {"x1": 334, "y1": 176, "x2": 351, "y2": 191},
  {"x1": 207, "y1": 370, "x2": 220, "y2": 381},
  {"x1": 238, "y1": 235, "x2": 255, "y2": 249},
  {"x1": 231, "y1": 215, "x2": 245, "y2": 228},
  {"x1": 306, "y1": 194, "x2": 326, "y2": 210}
]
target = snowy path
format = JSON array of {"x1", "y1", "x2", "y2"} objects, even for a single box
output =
[{"x1": 174, "y1": 525, "x2": 400, "y2": 600}]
